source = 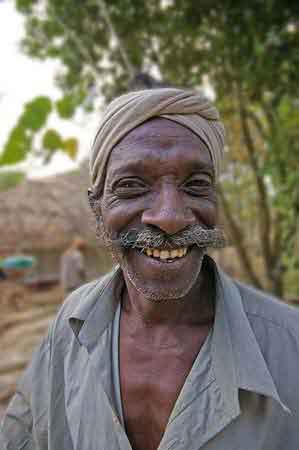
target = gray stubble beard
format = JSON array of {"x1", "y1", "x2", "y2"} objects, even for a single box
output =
[{"x1": 123, "y1": 249, "x2": 206, "y2": 302}]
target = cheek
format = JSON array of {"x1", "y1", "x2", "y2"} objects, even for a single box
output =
[
  {"x1": 193, "y1": 198, "x2": 218, "y2": 228},
  {"x1": 101, "y1": 199, "x2": 145, "y2": 236}
]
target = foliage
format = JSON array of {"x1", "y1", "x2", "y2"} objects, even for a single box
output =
[
  {"x1": 42, "y1": 129, "x2": 63, "y2": 151},
  {"x1": 0, "y1": 97, "x2": 51, "y2": 165},
  {"x1": 55, "y1": 87, "x2": 87, "y2": 118},
  {"x1": 12, "y1": 0, "x2": 299, "y2": 297},
  {"x1": 0, "y1": 96, "x2": 78, "y2": 167},
  {"x1": 42, "y1": 129, "x2": 78, "y2": 161},
  {"x1": 62, "y1": 138, "x2": 78, "y2": 160}
]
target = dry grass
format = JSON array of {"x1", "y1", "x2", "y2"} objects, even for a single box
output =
[{"x1": 0, "y1": 281, "x2": 62, "y2": 416}]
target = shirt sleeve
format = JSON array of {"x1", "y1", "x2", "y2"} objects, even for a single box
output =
[{"x1": 0, "y1": 332, "x2": 51, "y2": 450}]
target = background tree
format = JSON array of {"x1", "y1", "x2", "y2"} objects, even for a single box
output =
[{"x1": 7, "y1": 0, "x2": 299, "y2": 297}]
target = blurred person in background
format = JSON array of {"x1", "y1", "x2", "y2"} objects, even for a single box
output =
[
  {"x1": 60, "y1": 236, "x2": 87, "y2": 295},
  {"x1": 1, "y1": 88, "x2": 299, "y2": 450}
]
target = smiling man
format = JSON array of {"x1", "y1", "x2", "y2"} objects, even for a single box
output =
[{"x1": 1, "y1": 88, "x2": 299, "y2": 450}]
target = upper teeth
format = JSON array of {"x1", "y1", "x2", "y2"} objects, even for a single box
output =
[{"x1": 144, "y1": 247, "x2": 187, "y2": 259}]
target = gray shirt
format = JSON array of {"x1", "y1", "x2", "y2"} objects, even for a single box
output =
[
  {"x1": 1, "y1": 256, "x2": 299, "y2": 449},
  {"x1": 111, "y1": 301, "x2": 125, "y2": 426}
]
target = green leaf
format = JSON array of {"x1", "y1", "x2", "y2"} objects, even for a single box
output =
[
  {"x1": 62, "y1": 138, "x2": 78, "y2": 160},
  {"x1": 56, "y1": 94, "x2": 78, "y2": 119},
  {"x1": 0, "y1": 96, "x2": 52, "y2": 166},
  {"x1": 0, "y1": 125, "x2": 32, "y2": 166},
  {"x1": 20, "y1": 96, "x2": 52, "y2": 131},
  {"x1": 42, "y1": 129, "x2": 63, "y2": 151}
]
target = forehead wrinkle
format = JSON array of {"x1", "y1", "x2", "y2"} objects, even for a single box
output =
[
  {"x1": 115, "y1": 116, "x2": 208, "y2": 147},
  {"x1": 118, "y1": 133, "x2": 201, "y2": 145},
  {"x1": 116, "y1": 130, "x2": 206, "y2": 150},
  {"x1": 105, "y1": 120, "x2": 214, "y2": 183},
  {"x1": 106, "y1": 154, "x2": 214, "y2": 182},
  {"x1": 110, "y1": 133, "x2": 212, "y2": 163}
]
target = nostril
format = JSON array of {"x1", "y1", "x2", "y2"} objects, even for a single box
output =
[
  {"x1": 141, "y1": 207, "x2": 196, "y2": 235},
  {"x1": 146, "y1": 224, "x2": 163, "y2": 234}
]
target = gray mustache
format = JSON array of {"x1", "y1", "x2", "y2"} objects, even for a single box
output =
[{"x1": 116, "y1": 225, "x2": 226, "y2": 250}]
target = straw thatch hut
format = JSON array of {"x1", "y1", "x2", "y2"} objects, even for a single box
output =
[{"x1": 0, "y1": 161, "x2": 112, "y2": 281}]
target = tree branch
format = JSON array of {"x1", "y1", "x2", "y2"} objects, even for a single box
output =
[
  {"x1": 236, "y1": 84, "x2": 274, "y2": 279},
  {"x1": 217, "y1": 185, "x2": 263, "y2": 289},
  {"x1": 48, "y1": 5, "x2": 103, "y2": 82},
  {"x1": 247, "y1": 110, "x2": 268, "y2": 142},
  {"x1": 97, "y1": 0, "x2": 136, "y2": 78}
]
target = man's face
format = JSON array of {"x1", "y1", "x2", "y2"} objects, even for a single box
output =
[{"x1": 99, "y1": 118, "x2": 219, "y2": 301}]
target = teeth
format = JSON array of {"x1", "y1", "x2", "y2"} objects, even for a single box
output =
[
  {"x1": 170, "y1": 249, "x2": 179, "y2": 258},
  {"x1": 160, "y1": 250, "x2": 170, "y2": 260},
  {"x1": 144, "y1": 247, "x2": 188, "y2": 260}
]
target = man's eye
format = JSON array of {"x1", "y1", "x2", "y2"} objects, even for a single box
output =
[
  {"x1": 185, "y1": 178, "x2": 211, "y2": 188},
  {"x1": 118, "y1": 181, "x2": 141, "y2": 189},
  {"x1": 113, "y1": 179, "x2": 148, "y2": 197},
  {"x1": 182, "y1": 177, "x2": 213, "y2": 195}
]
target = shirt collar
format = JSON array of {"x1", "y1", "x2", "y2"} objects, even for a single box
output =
[
  {"x1": 68, "y1": 265, "x2": 124, "y2": 351},
  {"x1": 211, "y1": 257, "x2": 290, "y2": 414},
  {"x1": 68, "y1": 257, "x2": 290, "y2": 413}
]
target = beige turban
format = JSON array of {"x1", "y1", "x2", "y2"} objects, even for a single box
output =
[{"x1": 90, "y1": 88, "x2": 225, "y2": 193}]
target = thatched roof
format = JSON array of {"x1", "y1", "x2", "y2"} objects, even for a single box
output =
[{"x1": 0, "y1": 161, "x2": 98, "y2": 254}]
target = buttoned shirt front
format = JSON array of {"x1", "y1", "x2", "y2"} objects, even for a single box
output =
[{"x1": 1, "y1": 257, "x2": 299, "y2": 450}]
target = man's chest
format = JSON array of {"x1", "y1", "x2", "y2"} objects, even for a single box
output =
[{"x1": 119, "y1": 337, "x2": 204, "y2": 450}]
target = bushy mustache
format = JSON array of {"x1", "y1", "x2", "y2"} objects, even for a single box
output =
[{"x1": 112, "y1": 224, "x2": 226, "y2": 251}]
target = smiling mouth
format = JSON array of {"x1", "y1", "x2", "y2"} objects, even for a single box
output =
[{"x1": 139, "y1": 246, "x2": 192, "y2": 263}]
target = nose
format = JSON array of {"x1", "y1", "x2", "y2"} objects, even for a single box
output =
[{"x1": 141, "y1": 183, "x2": 196, "y2": 235}]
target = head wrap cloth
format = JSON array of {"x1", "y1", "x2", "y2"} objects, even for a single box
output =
[{"x1": 90, "y1": 88, "x2": 225, "y2": 194}]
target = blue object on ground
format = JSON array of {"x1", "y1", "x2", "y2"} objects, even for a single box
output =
[{"x1": 0, "y1": 255, "x2": 37, "y2": 270}]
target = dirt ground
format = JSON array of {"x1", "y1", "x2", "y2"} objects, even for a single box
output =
[{"x1": 0, "y1": 281, "x2": 63, "y2": 418}]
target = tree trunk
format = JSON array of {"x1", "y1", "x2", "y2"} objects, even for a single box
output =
[
  {"x1": 235, "y1": 85, "x2": 285, "y2": 296},
  {"x1": 218, "y1": 186, "x2": 263, "y2": 290}
]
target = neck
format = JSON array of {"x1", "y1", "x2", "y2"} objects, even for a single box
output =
[{"x1": 122, "y1": 263, "x2": 215, "y2": 327}]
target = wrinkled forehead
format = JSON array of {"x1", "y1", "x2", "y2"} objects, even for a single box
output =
[{"x1": 105, "y1": 117, "x2": 213, "y2": 177}]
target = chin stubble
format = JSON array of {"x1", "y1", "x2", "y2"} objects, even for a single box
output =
[{"x1": 125, "y1": 249, "x2": 206, "y2": 302}]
